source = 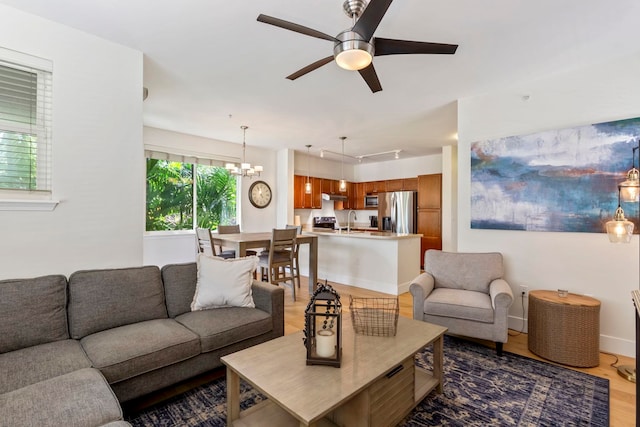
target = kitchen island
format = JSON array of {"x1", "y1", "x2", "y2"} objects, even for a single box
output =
[{"x1": 297, "y1": 230, "x2": 422, "y2": 295}]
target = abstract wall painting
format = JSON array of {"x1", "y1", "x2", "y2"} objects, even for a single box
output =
[{"x1": 470, "y1": 117, "x2": 640, "y2": 233}]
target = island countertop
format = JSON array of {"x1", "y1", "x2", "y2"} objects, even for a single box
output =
[
  {"x1": 297, "y1": 229, "x2": 421, "y2": 295},
  {"x1": 303, "y1": 229, "x2": 422, "y2": 240}
]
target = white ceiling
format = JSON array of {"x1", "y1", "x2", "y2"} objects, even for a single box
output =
[{"x1": 1, "y1": 0, "x2": 639, "y2": 163}]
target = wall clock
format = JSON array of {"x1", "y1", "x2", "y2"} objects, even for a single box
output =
[{"x1": 248, "y1": 180, "x2": 272, "y2": 209}]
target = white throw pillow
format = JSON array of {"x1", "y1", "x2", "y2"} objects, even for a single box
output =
[{"x1": 191, "y1": 254, "x2": 259, "y2": 310}]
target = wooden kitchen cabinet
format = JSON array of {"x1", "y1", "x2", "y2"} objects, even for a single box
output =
[
  {"x1": 294, "y1": 175, "x2": 322, "y2": 208},
  {"x1": 294, "y1": 175, "x2": 305, "y2": 209},
  {"x1": 364, "y1": 180, "x2": 385, "y2": 194},
  {"x1": 417, "y1": 209, "x2": 442, "y2": 261},
  {"x1": 311, "y1": 177, "x2": 322, "y2": 208},
  {"x1": 402, "y1": 177, "x2": 418, "y2": 191},
  {"x1": 385, "y1": 179, "x2": 403, "y2": 192},
  {"x1": 353, "y1": 182, "x2": 365, "y2": 209},
  {"x1": 417, "y1": 174, "x2": 442, "y2": 209},
  {"x1": 417, "y1": 174, "x2": 442, "y2": 267},
  {"x1": 322, "y1": 178, "x2": 344, "y2": 195}
]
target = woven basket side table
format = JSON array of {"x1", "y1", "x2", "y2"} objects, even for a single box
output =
[{"x1": 528, "y1": 290, "x2": 600, "y2": 367}]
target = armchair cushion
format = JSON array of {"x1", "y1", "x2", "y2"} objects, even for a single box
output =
[
  {"x1": 425, "y1": 250, "x2": 504, "y2": 293},
  {"x1": 423, "y1": 288, "x2": 494, "y2": 323}
]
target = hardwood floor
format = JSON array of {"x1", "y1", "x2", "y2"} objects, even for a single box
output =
[
  {"x1": 285, "y1": 278, "x2": 636, "y2": 427},
  {"x1": 127, "y1": 277, "x2": 636, "y2": 425}
]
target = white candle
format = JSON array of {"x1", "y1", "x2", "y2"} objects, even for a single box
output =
[
  {"x1": 315, "y1": 329, "x2": 336, "y2": 358},
  {"x1": 294, "y1": 215, "x2": 301, "y2": 226}
]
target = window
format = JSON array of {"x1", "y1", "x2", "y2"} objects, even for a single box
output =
[
  {"x1": 0, "y1": 51, "x2": 52, "y2": 194},
  {"x1": 145, "y1": 152, "x2": 237, "y2": 231}
]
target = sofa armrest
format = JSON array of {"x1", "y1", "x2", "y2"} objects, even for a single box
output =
[
  {"x1": 409, "y1": 273, "x2": 435, "y2": 320},
  {"x1": 489, "y1": 279, "x2": 514, "y2": 309},
  {"x1": 251, "y1": 280, "x2": 285, "y2": 338}
]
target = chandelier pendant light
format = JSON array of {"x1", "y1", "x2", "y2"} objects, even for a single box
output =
[
  {"x1": 305, "y1": 144, "x2": 312, "y2": 194},
  {"x1": 339, "y1": 137, "x2": 347, "y2": 192},
  {"x1": 605, "y1": 186, "x2": 635, "y2": 243},
  {"x1": 620, "y1": 140, "x2": 640, "y2": 202},
  {"x1": 225, "y1": 126, "x2": 263, "y2": 178}
]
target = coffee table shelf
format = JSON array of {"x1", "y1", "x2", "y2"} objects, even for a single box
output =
[
  {"x1": 415, "y1": 367, "x2": 439, "y2": 402},
  {"x1": 231, "y1": 400, "x2": 338, "y2": 427},
  {"x1": 222, "y1": 317, "x2": 446, "y2": 427}
]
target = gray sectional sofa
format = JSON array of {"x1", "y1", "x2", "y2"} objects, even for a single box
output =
[{"x1": 0, "y1": 262, "x2": 285, "y2": 427}]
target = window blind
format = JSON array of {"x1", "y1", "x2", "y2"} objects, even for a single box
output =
[
  {"x1": 145, "y1": 149, "x2": 228, "y2": 168},
  {"x1": 0, "y1": 59, "x2": 52, "y2": 192}
]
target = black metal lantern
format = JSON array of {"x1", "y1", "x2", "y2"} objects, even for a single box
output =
[{"x1": 303, "y1": 281, "x2": 342, "y2": 367}]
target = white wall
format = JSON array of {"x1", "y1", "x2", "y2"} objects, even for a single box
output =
[
  {"x1": 0, "y1": 5, "x2": 144, "y2": 279},
  {"x1": 457, "y1": 53, "x2": 640, "y2": 357},
  {"x1": 293, "y1": 153, "x2": 354, "y2": 182},
  {"x1": 354, "y1": 155, "x2": 442, "y2": 181}
]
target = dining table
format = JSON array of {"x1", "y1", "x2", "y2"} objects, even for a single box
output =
[{"x1": 214, "y1": 232, "x2": 318, "y2": 294}]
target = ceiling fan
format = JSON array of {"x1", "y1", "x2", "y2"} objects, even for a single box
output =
[{"x1": 257, "y1": 0, "x2": 458, "y2": 93}]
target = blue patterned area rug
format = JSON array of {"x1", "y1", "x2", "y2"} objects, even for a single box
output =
[{"x1": 126, "y1": 336, "x2": 609, "y2": 426}]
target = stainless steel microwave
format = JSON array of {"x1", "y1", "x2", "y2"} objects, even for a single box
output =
[{"x1": 364, "y1": 195, "x2": 378, "y2": 207}]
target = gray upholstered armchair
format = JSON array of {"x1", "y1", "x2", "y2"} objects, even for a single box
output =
[{"x1": 410, "y1": 250, "x2": 514, "y2": 355}]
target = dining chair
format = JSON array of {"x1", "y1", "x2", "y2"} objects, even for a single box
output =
[
  {"x1": 258, "y1": 228, "x2": 298, "y2": 301},
  {"x1": 286, "y1": 224, "x2": 302, "y2": 289},
  {"x1": 217, "y1": 224, "x2": 259, "y2": 257},
  {"x1": 196, "y1": 228, "x2": 235, "y2": 259}
]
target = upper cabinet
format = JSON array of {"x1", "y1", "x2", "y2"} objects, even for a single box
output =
[
  {"x1": 294, "y1": 175, "x2": 322, "y2": 209},
  {"x1": 402, "y1": 177, "x2": 418, "y2": 191},
  {"x1": 384, "y1": 178, "x2": 418, "y2": 192},
  {"x1": 294, "y1": 175, "x2": 426, "y2": 211},
  {"x1": 385, "y1": 179, "x2": 403, "y2": 192},
  {"x1": 364, "y1": 180, "x2": 385, "y2": 194},
  {"x1": 417, "y1": 174, "x2": 442, "y2": 209}
]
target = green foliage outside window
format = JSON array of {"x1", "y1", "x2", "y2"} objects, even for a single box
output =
[
  {"x1": 0, "y1": 131, "x2": 38, "y2": 191},
  {"x1": 146, "y1": 158, "x2": 237, "y2": 231}
]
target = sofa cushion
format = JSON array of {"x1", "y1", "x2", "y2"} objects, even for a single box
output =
[
  {"x1": 0, "y1": 339, "x2": 92, "y2": 394},
  {"x1": 68, "y1": 266, "x2": 168, "y2": 339},
  {"x1": 425, "y1": 250, "x2": 504, "y2": 293},
  {"x1": 0, "y1": 368, "x2": 124, "y2": 427},
  {"x1": 191, "y1": 254, "x2": 258, "y2": 310},
  {"x1": 81, "y1": 319, "x2": 200, "y2": 384},
  {"x1": 162, "y1": 262, "x2": 197, "y2": 318},
  {"x1": 424, "y1": 288, "x2": 494, "y2": 323},
  {"x1": 0, "y1": 275, "x2": 68, "y2": 354},
  {"x1": 176, "y1": 307, "x2": 272, "y2": 353}
]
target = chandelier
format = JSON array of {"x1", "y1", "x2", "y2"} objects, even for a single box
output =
[{"x1": 225, "y1": 125, "x2": 263, "y2": 177}]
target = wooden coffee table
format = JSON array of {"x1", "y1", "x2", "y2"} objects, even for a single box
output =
[{"x1": 221, "y1": 316, "x2": 447, "y2": 427}]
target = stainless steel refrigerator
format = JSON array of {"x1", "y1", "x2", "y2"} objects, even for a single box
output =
[{"x1": 378, "y1": 191, "x2": 417, "y2": 233}]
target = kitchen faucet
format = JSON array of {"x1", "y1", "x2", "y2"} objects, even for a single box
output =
[{"x1": 347, "y1": 210, "x2": 357, "y2": 233}]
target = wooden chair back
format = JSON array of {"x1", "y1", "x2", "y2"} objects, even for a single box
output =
[
  {"x1": 196, "y1": 227, "x2": 216, "y2": 257},
  {"x1": 217, "y1": 225, "x2": 241, "y2": 234}
]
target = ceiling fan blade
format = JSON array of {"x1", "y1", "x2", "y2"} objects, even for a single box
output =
[
  {"x1": 286, "y1": 56, "x2": 335, "y2": 80},
  {"x1": 351, "y1": 0, "x2": 393, "y2": 41},
  {"x1": 358, "y1": 63, "x2": 383, "y2": 93},
  {"x1": 374, "y1": 37, "x2": 458, "y2": 56},
  {"x1": 257, "y1": 14, "x2": 337, "y2": 42}
]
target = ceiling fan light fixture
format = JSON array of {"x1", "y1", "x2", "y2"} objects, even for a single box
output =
[{"x1": 334, "y1": 31, "x2": 374, "y2": 71}]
